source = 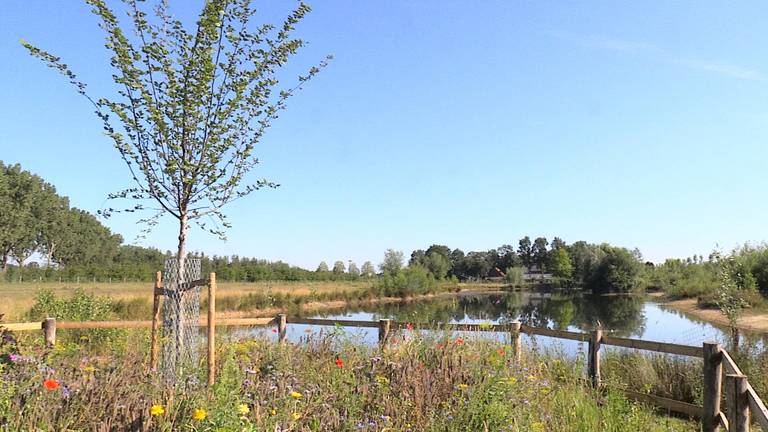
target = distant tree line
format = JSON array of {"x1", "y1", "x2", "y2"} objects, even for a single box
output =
[
  {"x1": 402, "y1": 237, "x2": 646, "y2": 293},
  {"x1": 0, "y1": 162, "x2": 125, "y2": 277}
]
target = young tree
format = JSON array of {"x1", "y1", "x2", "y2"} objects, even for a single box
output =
[
  {"x1": 23, "y1": 0, "x2": 330, "y2": 277},
  {"x1": 360, "y1": 261, "x2": 375, "y2": 277},
  {"x1": 380, "y1": 249, "x2": 404, "y2": 275}
]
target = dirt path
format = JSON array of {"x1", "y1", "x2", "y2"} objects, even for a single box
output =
[{"x1": 663, "y1": 298, "x2": 768, "y2": 333}]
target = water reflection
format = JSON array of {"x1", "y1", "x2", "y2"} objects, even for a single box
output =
[{"x1": 310, "y1": 292, "x2": 646, "y2": 337}]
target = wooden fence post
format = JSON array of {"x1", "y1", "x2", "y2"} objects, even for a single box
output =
[
  {"x1": 277, "y1": 314, "x2": 287, "y2": 343},
  {"x1": 588, "y1": 327, "x2": 602, "y2": 387},
  {"x1": 378, "y1": 319, "x2": 391, "y2": 346},
  {"x1": 42, "y1": 317, "x2": 56, "y2": 347},
  {"x1": 207, "y1": 273, "x2": 216, "y2": 386},
  {"x1": 703, "y1": 341, "x2": 723, "y2": 432},
  {"x1": 725, "y1": 374, "x2": 750, "y2": 432},
  {"x1": 150, "y1": 271, "x2": 162, "y2": 371},
  {"x1": 510, "y1": 321, "x2": 522, "y2": 364}
]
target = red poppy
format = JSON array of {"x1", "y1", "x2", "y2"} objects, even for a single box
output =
[
  {"x1": 455, "y1": 337, "x2": 464, "y2": 345},
  {"x1": 271, "y1": 328, "x2": 278, "y2": 333},
  {"x1": 497, "y1": 348, "x2": 505, "y2": 356},
  {"x1": 335, "y1": 357, "x2": 344, "y2": 368},
  {"x1": 406, "y1": 323, "x2": 414, "y2": 331},
  {"x1": 43, "y1": 379, "x2": 60, "y2": 390},
  {"x1": 437, "y1": 344, "x2": 444, "y2": 350}
]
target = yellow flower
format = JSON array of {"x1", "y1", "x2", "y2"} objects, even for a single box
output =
[
  {"x1": 531, "y1": 421, "x2": 545, "y2": 432},
  {"x1": 375, "y1": 375, "x2": 390, "y2": 385},
  {"x1": 501, "y1": 377, "x2": 517, "y2": 385},
  {"x1": 237, "y1": 403, "x2": 250, "y2": 415},
  {"x1": 83, "y1": 365, "x2": 96, "y2": 373},
  {"x1": 457, "y1": 383, "x2": 469, "y2": 390},
  {"x1": 292, "y1": 412, "x2": 301, "y2": 420},
  {"x1": 150, "y1": 405, "x2": 165, "y2": 416},
  {"x1": 270, "y1": 408, "x2": 277, "y2": 416},
  {"x1": 192, "y1": 408, "x2": 207, "y2": 421},
  {"x1": 290, "y1": 391, "x2": 302, "y2": 399}
]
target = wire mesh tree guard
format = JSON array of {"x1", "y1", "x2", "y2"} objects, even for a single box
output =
[
  {"x1": 160, "y1": 258, "x2": 201, "y2": 381},
  {"x1": 148, "y1": 259, "x2": 217, "y2": 385}
]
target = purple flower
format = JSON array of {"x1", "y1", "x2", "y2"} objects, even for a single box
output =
[{"x1": 8, "y1": 353, "x2": 20, "y2": 363}]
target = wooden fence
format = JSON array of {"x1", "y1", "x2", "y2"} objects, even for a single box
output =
[{"x1": 5, "y1": 316, "x2": 768, "y2": 431}]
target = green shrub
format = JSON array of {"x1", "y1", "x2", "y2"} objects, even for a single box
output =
[
  {"x1": 27, "y1": 288, "x2": 123, "y2": 349},
  {"x1": 505, "y1": 266, "x2": 524, "y2": 288},
  {"x1": 373, "y1": 265, "x2": 437, "y2": 297}
]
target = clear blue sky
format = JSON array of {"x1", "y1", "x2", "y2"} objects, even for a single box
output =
[{"x1": 2, "y1": 1, "x2": 767, "y2": 269}]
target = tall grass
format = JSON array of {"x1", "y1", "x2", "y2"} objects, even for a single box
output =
[{"x1": 0, "y1": 326, "x2": 696, "y2": 431}]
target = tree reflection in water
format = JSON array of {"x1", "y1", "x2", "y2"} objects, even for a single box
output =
[{"x1": 317, "y1": 292, "x2": 647, "y2": 337}]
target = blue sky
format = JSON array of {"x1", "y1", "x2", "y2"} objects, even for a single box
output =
[{"x1": 1, "y1": 1, "x2": 767, "y2": 269}]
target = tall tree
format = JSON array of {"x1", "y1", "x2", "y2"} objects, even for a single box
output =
[
  {"x1": 532, "y1": 237, "x2": 549, "y2": 271},
  {"x1": 517, "y1": 236, "x2": 533, "y2": 268},
  {"x1": 332, "y1": 260, "x2": 345, "y2": 274},
  {"x1": 23, "y1": 0, "x2": 330, "y2": 279},
  {"x1": 347, "y1": 261, "x2": 360, "y2": 277},
  {"x1": 360, "y1": 261, "x2": 375, "y2": 278},
  {"x1": 425, "y1": 251, "x2": 450, "y2": 279},
  {"x1": 380, "y1": 249, "x2": 404, "y2": 275},
  {"x1": 0, "y1": 163, "x2": 11, "y2": 271},
  {"x1": 316, "y1": 261, "x2": 329, "y2": 272}
]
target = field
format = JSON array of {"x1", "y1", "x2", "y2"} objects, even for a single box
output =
[
  {"x1": 0, "y1": 280, "x2": 503, "y2": 322},
  {"x1": 0, "y1": 280, "x2": 374, "y2": 321}
]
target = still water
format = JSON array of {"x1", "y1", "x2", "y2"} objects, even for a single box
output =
[{"x1": 249, "y1": 292, "x2": 763, "y2": 354}]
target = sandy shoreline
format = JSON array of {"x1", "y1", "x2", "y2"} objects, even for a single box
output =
[{"x1": 662, "y1": 298, "x2": 768, "y2": 333}]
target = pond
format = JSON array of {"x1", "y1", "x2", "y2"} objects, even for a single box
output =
[{"x1": 247, "y1": 292, "x2": 765, "y2": 354}]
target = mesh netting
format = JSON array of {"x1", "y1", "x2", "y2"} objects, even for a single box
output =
[{"x1": 161, "y1": 258, "x2": 202, "y2": 381}]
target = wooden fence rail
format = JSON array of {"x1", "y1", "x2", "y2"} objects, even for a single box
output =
[{"x1": 3, "y1": 315, "x2": 767, "y2": 431}]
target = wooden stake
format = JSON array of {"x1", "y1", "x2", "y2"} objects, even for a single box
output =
[
  {"x1": 588, "y1": 327, "x2": 602, "y2": 388},
  {"x1": 378, "y1": 319, "x2": 391, "y2": 346},
  {"x1": 725, "y1": 374, "x2": 750, "y2": 432},
  {"x1": 207, "y1": 273, "x2": 216, "y2": 386},
  {"x1": 510, "y1": 321, "x2": 522, "y2": 364},
  {"x1": 150, "y1": 271, "x2": 162, "y2": 371},
  {"x1": 42, "y1": 317, "x2": 56, "y2": 348},
  {"x1": 703, "y1": 341, "x2": 723, "y2": 432},
  {"x1": 277, "y1": 314, "x2": 287, "y2": 344}
]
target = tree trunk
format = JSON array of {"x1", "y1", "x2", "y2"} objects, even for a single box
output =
[
  {"x1": 46, "y1": 243, "x2": 55, "y2": 268},
  {"x1": 172, "y1": 212, "x2": 189, "y2": 369}
]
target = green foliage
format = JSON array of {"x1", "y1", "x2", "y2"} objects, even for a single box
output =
[
  {"x1": 23, "y1": 0, "x2": 330, "y2": 264},
  {"x1": 1, "y1": 329, "x2": 696, "y2": 431},
  {"x1": 360, "y1": 261, "x2": 375, "y2": 278},
  {"x1": 549, "y1": 247, "x2": 573, "y2": 279},
  {"x1": 373, "y1": 265, "x2": 437, "y2": 297},
  {"x1": 379, "y1": 249, "x2": 404, "y2": 275},
  {"x1": 505, "y1": 266, "x2": 524, "y2": 287},
  {"x1": 332, "y1": 261, "x2": 345, "y2": 275},
  {"x1": 28, "y1": 289, "x2": 123, "y2": 348},
  {"x1": 424, "y1": 251, "x2": 451, "y2": 279},
  {"x1": 588, "y1": 247, "x2": 643, "y2": 294},
  {"x1": 347, "y1": 262, "x2": 360, "y2": 277},
  {"x1": 713, "y1": 254, "x2": 750, "y2": 328}
]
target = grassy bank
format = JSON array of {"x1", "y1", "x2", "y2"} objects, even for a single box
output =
[{"x1": 0, "y1": 325, "x2": 695, "y2": 431}]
